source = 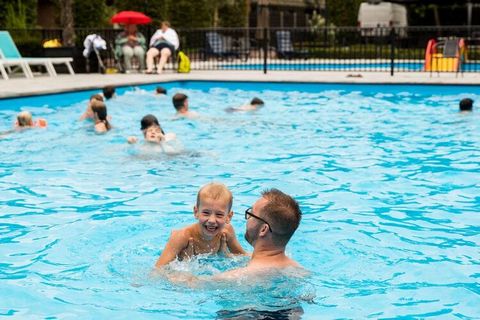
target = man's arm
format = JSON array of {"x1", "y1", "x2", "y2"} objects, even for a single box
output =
[{"x1": 154, "y1": 230, "x2": 189, "y2": 268}]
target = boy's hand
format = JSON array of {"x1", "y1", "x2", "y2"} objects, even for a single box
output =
[
  {"x1": 219, "y1": 232, "x2": 231, "y2": 257},
  {"x1": 184, "y1": 237, "x2": 195, "y2": 258}
]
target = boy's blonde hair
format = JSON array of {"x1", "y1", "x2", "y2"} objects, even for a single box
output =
[
  {"x1": 17, "y1": 111, "x2": 33, "y2": 127},
  {"x1": 196, "y1": 182, "x2": 233, "y2": 211}
]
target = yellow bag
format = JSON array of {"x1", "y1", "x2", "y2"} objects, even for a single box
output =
[
  {"x1": 177, "y1": 51, "x2": 190, "y2": 73},
  {"x1": 43, "y1": 39, "x2": 62, "y2": 48}
]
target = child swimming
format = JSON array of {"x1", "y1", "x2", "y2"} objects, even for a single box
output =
[
  {"x1": 80, "y1": 94, "x2": 104, "y2": 121},
  {"x1": 155, "y1": 182, "x2": 246, "y2": 267},
  {"x1": 127, "y1": 114, "x2": 176, "y2": 144},
  {"x1": 91, "y1": 100, "x2": 111, "y2": 133},
  {"x1": 15, "y1": 111, "x2": 47, "y2": 128}
]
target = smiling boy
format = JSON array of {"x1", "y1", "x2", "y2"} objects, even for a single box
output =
[{"x1": 155, "y1": 182, "x2": 246, "y2": 267}]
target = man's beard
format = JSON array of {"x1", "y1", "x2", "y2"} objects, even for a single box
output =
[{"x1": 244, "y1": 226, "x2": 258, "y2": 246}]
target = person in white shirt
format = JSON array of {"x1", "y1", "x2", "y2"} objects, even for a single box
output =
[{"x1": 146, "y1": 21, "x2": 180, "y2": 74}]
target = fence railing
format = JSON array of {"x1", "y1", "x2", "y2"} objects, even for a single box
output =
[{"x1": 7, "y1": 26, "x2": 480, "y2": 74}]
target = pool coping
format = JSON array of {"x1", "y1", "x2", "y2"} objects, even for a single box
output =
[{"x1": 1, "y1": 70, "x2": 480, "y2": 99}]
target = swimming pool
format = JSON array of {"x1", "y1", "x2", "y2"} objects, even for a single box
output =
[{"x1": 0, "y1": 81, "x2": 479, "y2": 318}]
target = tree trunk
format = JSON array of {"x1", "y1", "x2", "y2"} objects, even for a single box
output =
[{"x1": 59, "y1": 0, "x2": 75, "y2": 46}]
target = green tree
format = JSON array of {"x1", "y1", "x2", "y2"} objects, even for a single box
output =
[
  {"x1": 326, "y1": 0, "x2": 363, "y2": 26},
  {"x1": 0, "y1": 0, "x2": 37, "y2": 29},
  {"x1": 218, "y1": 0, "x2": 249, "y2": 27},
  {"x1": 74, "y1": 0, "x2": 108, "y2": 28}
]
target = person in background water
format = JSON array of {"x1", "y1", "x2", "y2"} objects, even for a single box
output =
[
  {"x1": 91, "y1": 100, "x2": 111, "y2": 134},
  {"x1": 15, "y1": 111, "x2": 47, "y2": 129},
  {"x1": 80, "y1": 94, "x2": 104, "y2": 121},
  {"x1": 172, "y1": 93, "x2": 198, "y2": 119},
  {"x1": 103, "y1": 86, "x2": 116, "y2": 100},
  {"x1": 459, "y1": 98, "x2": 474, "y2": 112},
  {"x1": 225, "y1": 97, "x2": 265, "y2": 113},
  {"x1": 127, "y1": 114, "x2": 176, "y2": 144}
]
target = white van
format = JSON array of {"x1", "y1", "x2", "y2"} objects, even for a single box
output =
[{"x1": 358, "y1": 1, "x2": 408, "y2": 37}]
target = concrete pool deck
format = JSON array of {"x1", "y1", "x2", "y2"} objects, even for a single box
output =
[{"x1": 1, "y1": 70, "x2": 480, "y2": 99}]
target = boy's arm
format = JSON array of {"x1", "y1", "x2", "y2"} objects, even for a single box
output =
[
  {"x1": 154, "y1": 230, "x2": 189, "y2": 268},
  {"x1": 224, "y1": 224, "x2": 247, "y2": 255}
]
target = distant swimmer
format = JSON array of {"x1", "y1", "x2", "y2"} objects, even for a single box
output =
[
  {"x1": 102, "y1": 85, "x2": 116, "y2": 100},
  {"x1": 459, "y1": 98, "x2": 474, "y2": 112},
  {"x1": 80, "y1": 94, "x2": 104, "y2": 121},
  {"x1": 172, "y1": 93, "x2": 199, "y2": 119},
  {"x1": 155, "y1": 86, "x2": 167, "y2": 95},
  {"x1": 91, "y1": 100, "x2": 111, "y2": 134},
  {"x1": 127, "y1": 114, "x2": 176, "y2": 144},
  {"x1": 154, "y1": 182, "x2": 246, "y2": 268},
  {"x1": 15, "y1": 111, "x2": 47, "y2": 129},
  {"x1": 225, "y1": 97, "x2": 264, "y2": 113}
]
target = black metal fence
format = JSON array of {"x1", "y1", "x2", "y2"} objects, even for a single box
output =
[{"x1": 7, "y1": 26, "x2": 480, "y2": 74}]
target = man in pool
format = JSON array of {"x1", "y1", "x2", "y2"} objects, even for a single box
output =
[
  {"x1": 172, "y1": 93, "x2": 199, "y2": 119},
  {"x1": 459, "y1": 98, "x2": 474, "y2": 112},
  {"x1": 154, "y1": 182, "x2": 246, "y2": 267},
  {"x1": 162, "y1": 188, "x2": 303, "y2": 282}
]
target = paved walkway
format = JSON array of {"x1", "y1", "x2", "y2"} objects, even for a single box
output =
[{"x1": 1, "y1": 70, "x2": 479, "y2": 99}]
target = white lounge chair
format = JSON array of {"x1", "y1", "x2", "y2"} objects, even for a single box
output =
[{"x1": 0, "y1": 30, "x2": 75, "y2": 79}]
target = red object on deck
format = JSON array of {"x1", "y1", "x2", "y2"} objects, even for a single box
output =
[{"x1": 111, "y1": 11, "x2": 152, "y2": 25}]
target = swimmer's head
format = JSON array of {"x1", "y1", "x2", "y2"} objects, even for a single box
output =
[
  {"x1": 143, "y1": 125, "x2": 165, "y2": 143},
  {"x1": 194, "y1": 182, "x2": 234, "y2": 239},
  {"x1": 156, "y1": 87, "x2": 167, "y2": 95},
  {"x1": 17, "y1": 111, "x2": 33, "y2": 127},
  {"x1": 140, "y1": 114, "x2": 160, "y2": 130},
  {"x1": 245, "y1": 189, "x2": 301, "y2": 247},
  {"x1": 250, "y1": 97, "x2": 264, "y2": 106},
  {"x1": 91, "y1": 100, "x2": 108, "y2": 121},
  {"x1": 459, "y1": 98, "x2": 473, "y2": 112},
  {"x1": 172, "y1": 93, "x2": 188, "y2": 112},
  {"x1": 90, "y1": 94, "x2": 104, "y2": 102},
  {"x1": 103, "y1": 86, "x2": 116, "y2": 100}
]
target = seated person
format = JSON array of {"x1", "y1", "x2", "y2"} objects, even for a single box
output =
[
  {"x1": 172, "y1": 93, "x2": 198, "y2": 119},
  {"x1": 115, "y1": 24, "x2": 146, "y2": 72},
  {"x1": 156, "y1": 86, "x2": 167, "y2": 95},
  {"x1": 80, "y1": 94, "x2": 104, "y2": 121},
  {"x1": 127, "y1": 114, "x2": 176, "y2": 144},
  {"x1": 15, "y1": 111, "x2": 47, "y2": 129},
  {"x1": 146, "y1": 21, "x2": 179, "y2": 74},
  {"x1": 103, "y1": 86, "x2": 116, "y2": 100},
  {"x1": 91, "y1": 100, "x2": 111, "y2": 133},
  {"x1": 459, "y1": 98, "x2": 474, "y2": 112},
  {"x1": 154, "y1": 182, "x2": 246, "y2": 267},
  {"x1": 226, "y1": 97, "x2": 265, "y2": 112}
]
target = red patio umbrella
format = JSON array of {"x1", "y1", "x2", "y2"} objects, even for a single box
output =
[{"x1": 111, "y1": 11, "x2": 152, "y2": 25}]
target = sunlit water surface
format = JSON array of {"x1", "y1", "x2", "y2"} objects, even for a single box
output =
[{"x1": 0, "y1": 81, "x2": 479, "y2": 319}]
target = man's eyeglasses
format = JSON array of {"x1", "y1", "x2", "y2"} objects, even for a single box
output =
[{"x1": 245, "y1": 207, "x2": 273, "y2": 233}]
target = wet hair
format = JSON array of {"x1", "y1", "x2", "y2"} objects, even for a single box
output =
[
  {"x1": 90, "y1": 94, "x2": 104, "y2": 102},
  {"x1": 196, "y1": 182, "x2": 233, "y2": 212},
  {"x1": 250, "y1": 97, "x2": 264, "y2": 106},
  {"x1": 156, "y1": 86, "x2": 167, "y2": 95},
  {"x1": 103, "y1": 86, "x2": 116, "y2": 100},
  {"x1": 91, "y1": 100, "x2": 111, "y2": 130},
  {"x1": 260, "y1": 188, "x2": 301, "y2": 246},
  {"x1": 459, "y1": 98, "x2": 473, "y2": 111},
  {"x1": 172, "y1": 93, "x2": 188, "y2": 111},
  {"x1": 140, "y1": 114, "x2": 160, "y2": 130},
  {"x1": 17, "y1": 111, "x2": 33, "y2": 127}
]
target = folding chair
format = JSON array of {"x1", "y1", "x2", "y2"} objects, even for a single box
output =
[
  {"x1": 205, "y1": 32, "x2": 240, "y2": 60},
  {"x1": 275, "y1": 30, "x2": 308, "y2": 60}
]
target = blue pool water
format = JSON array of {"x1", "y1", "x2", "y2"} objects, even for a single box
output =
[
  {"x1": 222, "y1": 62, "x2": 480, "y2": 72},
  {"x1": 0, "y1": 81, "x2": 479, "y2": 318}
]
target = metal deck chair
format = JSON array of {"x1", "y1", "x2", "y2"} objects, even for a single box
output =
[
  {"x1": 0, "y1": 30, "x2": 74, "y2": 78},
  {"x1": 275, "y1": 30, "x2": 308, "y2": 59},
  {"x1": 205, "y1": 32, "x2": 240, "y2": 60}
]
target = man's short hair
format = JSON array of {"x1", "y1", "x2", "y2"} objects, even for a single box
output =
[
  {"x1": 260, "y1": 188, "x2": 301, "y2": 246},
  {"x1": 103, "y1": 86, "x2": 116, "y2": 100},
  {"x1": 161, "y1": 21, "x2": 171, "y2": 28},
  {"x1": 196, "y1": 182, "x2": 233, "y2": 212},
  {"x1": 172, "y1": 93, "x2": 188, "y2": 111},
  {"x1": 250, "y1": 97, "x2": 264, "y2": 106},
  {"x1": 459, "y1": 98, "x2": 473, "y2": 111},
  {"x1": 156, "y1": 86, "x2": 167, "y2": 95}
]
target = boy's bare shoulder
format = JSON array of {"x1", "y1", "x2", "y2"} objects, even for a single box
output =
[{"x1": 170, "y1": 224, "x2": 196, "y2": 242}]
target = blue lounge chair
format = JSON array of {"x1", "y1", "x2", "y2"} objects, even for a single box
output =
[
  {"x1": 275, "y1": 30, "x2": 308, "y2": 59},
  {"x1": 0, "y1": 31, "x2": 74, "y2": 79},
  {"x1": 205, "y1": 32, "x2": 240, "y2": 60}
]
